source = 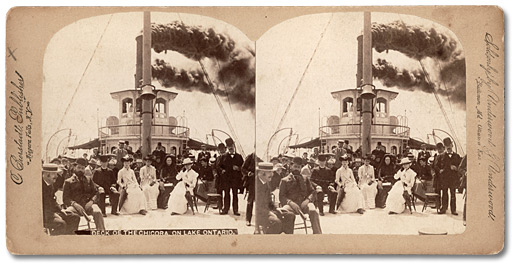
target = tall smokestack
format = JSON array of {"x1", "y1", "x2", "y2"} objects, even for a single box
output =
[
  {"x1": 135, "y1": 35, "x2": 143, "y2": 89},
  {"x1": 360, "y1": 12, "x2": 375, "y2": 157}
]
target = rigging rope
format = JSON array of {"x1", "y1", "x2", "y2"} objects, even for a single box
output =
[
  {"x1": 56, "y1": 14, "x2": 113, "y2": 132},
  {"x1": 418, "y1": 60, "x2": 464, "y2": 155},
  {"x1": 273, "y1": 14, "x2": 334, "y2": 135},
  {"x1": 176, "y1": 13, "x2": 245, "y2": 156}
]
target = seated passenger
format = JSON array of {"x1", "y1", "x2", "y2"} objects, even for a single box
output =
[
  {"x1": 385, "y1": 157, "x2": 416, "y2": 214},
  {"x1": 118, "y1": 155, "x2": 147, "y2": 215},
  {"x1": 170, "y1": 158, "x2": 199, "y2": 215},
  {"x1": 358, "y1": 155, "x2": 378, "y2": 209},
  {"x1": 140, "y1": 155, "x2": 160, "y2": 210},
  {"x1": 336, "y1": 155, "x2": 365, "y2": 214}
]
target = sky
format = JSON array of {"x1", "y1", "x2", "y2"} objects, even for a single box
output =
[
  {"x1": 42, "y1": 12, "x2": 255, "y2": 158},
  {"x1": 42, "y1": 11, "x2": 467, "y2": 161},
  {"x1": 256, "y1": 12, "x2": 467, "y2": 160}
]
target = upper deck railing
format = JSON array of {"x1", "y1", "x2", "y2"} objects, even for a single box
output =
[{"x1": 319, "y1": 123, "x2": 410, "y2": 138}]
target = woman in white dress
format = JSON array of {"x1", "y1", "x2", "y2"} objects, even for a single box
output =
[
  {"x1": 336, "y1": 155, "x2": 365, "y2": 214},
  {"x1": 385, "y1": 157, "x2": 417, "y2": 214},
  {"x1": 117, "y1": 155, "x2": 147, "y2": 215},
  {"x1": 140, "y1": 155, "x2": 160, "y2": 210},
  {"x1": 170, "y1": 158, "x2": 199, "y2": 215},
  {"x1": 358, "y1": 155, "x2": 378, "y2": 209}
]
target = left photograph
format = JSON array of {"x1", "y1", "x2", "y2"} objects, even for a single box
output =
[{"x1": 41, "y1": 11, "x2": 255, "y2": 235}]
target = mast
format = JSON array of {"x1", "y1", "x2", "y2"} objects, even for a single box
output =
[
  {"x1": 360, "y1": 12, "x2": 376, "y2": 157},
  {"x1": 140, "y1": 11, "x2": 156, "y2": 157}
]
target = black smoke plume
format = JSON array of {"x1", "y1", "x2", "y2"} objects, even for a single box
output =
[
  {"x1": 371, "y1": 21, "x2": 466, "y2": 107},
  {"x1": 373, "y1": 59, "x2": 466, "y2": 107},
  {"x1": 372, "y1": 21, "x2": 461, "y2": 61},
  {"x1": 149, "y1": 22, "x2": 255, "y2": 111}
]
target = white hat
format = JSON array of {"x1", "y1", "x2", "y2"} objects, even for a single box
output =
[
  {"x1": 182, "y1": 158, "x2": 193, "y2": 165},
  {"x1": 399, "y1": 157, "x2": 412, "y2": 165}
]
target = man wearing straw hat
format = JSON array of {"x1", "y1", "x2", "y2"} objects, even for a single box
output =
[
  {"x1": 42, "y1": 163, "x2": 80, "y2": 235},
  {"x1": 255, "y1": 162, "x2": 295, "y2": 234}
]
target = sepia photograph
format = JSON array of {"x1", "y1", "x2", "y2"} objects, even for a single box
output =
[
  {"x1": 255, "y1": 12, "x2": 467, "y2": 235},
  {"x1": 5, "y1": 5, "x2": 504, "y2": 254},
  {"x1": 41, "y1": 11, "x2": 256, "y2": 235}
]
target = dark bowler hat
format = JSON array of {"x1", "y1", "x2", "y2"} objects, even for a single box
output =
[
  {"x1": 121, "y1": 154, "x2": 133, "y2": 162},
  {"x1": 317, "y1": 154, "x2": 327, "y2": 162},
  {"x1": 257, "y1": 162, "x2": 275, "y2": 171},
  {"x1": 436, "y1": 142, "x2": 444, "y2": 149},
  {"x1": 443, "y1": 137, "x2": 453, "y2": 147},
  {"x1": 225, "y1": 138, "x2": 235, "y2": 147},
  {"x1": 217, "y1": 143, "x2": 226, "y2": 150},
  {"x1": 98, "y1": 155, "x2": 111, "y2": 163},
  {"x1": 143, "y1": 154, "x2": 154, "y2": 161},
  {"x1": 363, "y1": 154, "x2": 372, "y2": 160},
  {"x1": 42, "y1": 163, "x2": 62, "y2": 173},
  {"x1": 74, "y1": 158, "x2": 88, "y2": 167},
  {"x1": 292, "y1": 157, "x2": 303, "y2": 165},
  {"x1": 418, "y1": 156, "x2": 428, "y2": 162}
]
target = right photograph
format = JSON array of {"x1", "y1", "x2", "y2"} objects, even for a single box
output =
[{"x1": 255, "y1": 12, "x2": 467, "y2": 235}]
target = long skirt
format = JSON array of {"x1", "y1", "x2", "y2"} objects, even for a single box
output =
[
  {"x1": 120, "y1": 185, "x2": 147, "y2": 215},
  {"x1": 385, "y1": 181, "x2": 406, "y2": 214},
  {"x1": 360, "y1": 183, "x2": 378, "y2": 209},
  {"x1": 142, "y1": 183, "x2": 160, "y2": 210},
  {"x1": 338, "y1": 185, "x2": 365, "y2": 213},
  {"x1": 169, "y1": 182, "x2": 189, "y2": 214}
]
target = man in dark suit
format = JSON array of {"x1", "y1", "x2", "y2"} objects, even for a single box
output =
[
  {"x1": 219, "y1": 138, "x2": 244, "y2": 216},
  {"x1": 279, "y1": 157, "x2": 322, "y2": 234},
  {"x1": 310, "y1": 154, "x2": 337, "y2": 216},
  {"x1": 62, "y1": 158, "x2": 106, "y2": 230},
  {"x1": 92, "y1": 155, "x2": 120, "y2": 217},
  {"x1": 42, "y1": 164, "x2": 80, "y2": 235},
  {"x1": 255, "y1": 162, "x2": 295, "y2": 234},
  {"x1": 435, "y1": 138, "x2": 462, "y2": 215}
]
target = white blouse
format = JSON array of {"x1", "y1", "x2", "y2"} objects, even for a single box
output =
[
  {"x1": 117, "y1": 167, "x2": 139, "y2": 189},
  {"x1": 394, "y1": 168, "x2": 417, "y2": 193},
  {"x1": 176, "y1": 169, "x2": 199, "y2": 194},
  {"x1": 336, "y1": 166, "x2": 357, "y2": 189}
]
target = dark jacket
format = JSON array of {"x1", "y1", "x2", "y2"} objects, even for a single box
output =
[
  {"x1": 62, "y1": 174, "x2": 99, "y2": 208},
  {"x1": 435, "y1": 151, "x2": 462, "y2": 184},
  {"x1": 92, "y1": 167, "x2": 117, "y2": 195},
  {"x1": 42, "y1": 179, "x2": 61, "y2": 227},
  {"x1": 219, "y1": 152, "x2": 244, "y2": 188},
  {"x1": 279, "y1": 173, "x2": 316, "y2": 206}
]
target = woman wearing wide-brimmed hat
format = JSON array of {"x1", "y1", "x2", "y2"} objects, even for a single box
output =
[
  {"x1": 117, "y1": 155, "x2": 147, "y2": 215},
  {"x1": 385, "y1": 157, "x2": 417, "y2": 214},
  {"x1": 169, "y1": 158, "x2": 199, "y2": 215}
]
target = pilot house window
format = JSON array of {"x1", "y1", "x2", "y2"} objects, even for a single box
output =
[
  {"x1": 122, "y1": 98, "x2": 133, "y2": 114},
  {"x1": 342, "y1": 97, "x2": 354, "y2": 113},
  {"x1": 155, "y1": 98, "x2": 166, "y2": 114},
  {"x1": 376, "y1": 98, "x2": 387, "y2": 113}
]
